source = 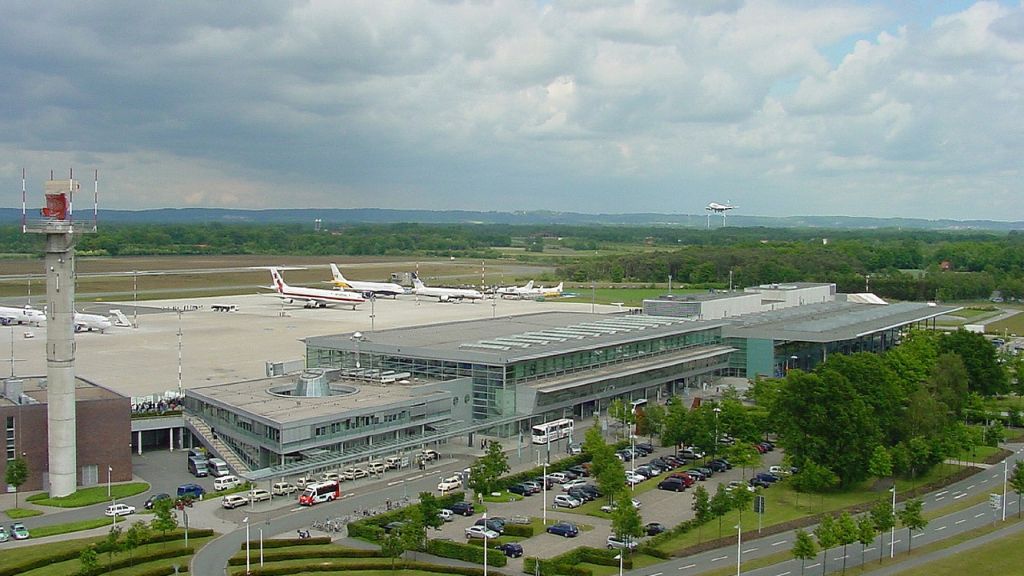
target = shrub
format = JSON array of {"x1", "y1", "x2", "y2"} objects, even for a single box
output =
[
  {"x1": 237, "y1": 560, "x2": 485, "y2": 576},
  {"x1": 502, "y1": 523, "x2": 534, "y2": 538},
  {"x1": 425, "y1": 538, "x2": 507, "y2": 567},
  {"x1": 229, "y1": 547, "x2": 381, "y2": 564}
]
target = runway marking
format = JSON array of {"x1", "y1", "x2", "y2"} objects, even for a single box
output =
[
  {"x1": 935, "y1": 526, "x2": 947, "y2": 531},
  {"x1": 955, "y1": 493, "x2": 967, "y2": 500},
  {"x1": 711, "y1": 556, "x2": 728, "y2": 562},
  {"x1": 744, "y1": 547, "x2": 758, "y2": 553},
  {"x1": 679, "y1": 564, "x2": 696, "y2": 570},
  {"x1": 975, "y1": 513, "x2": 986, "y2": 518},
  {"x1": 956, "y1": 519, "x2": 966, "y2": 525},
  {"x1": 771, "y1": 540, "x2": 787, "y2": 546}
]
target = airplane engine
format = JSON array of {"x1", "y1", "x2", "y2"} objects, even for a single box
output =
[
  {"x1": 283, "y1": 298, "x2": 294, "y2": 304},
  {"x1": 439, "y1": 295, "x2": 450, "y2": 302}
]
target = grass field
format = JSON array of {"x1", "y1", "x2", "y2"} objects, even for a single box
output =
[
  {"x1": 27, "y1": 482, "x2": 149, "y2": 507},
  {"x1": 986, "y1": 309, "x2": 1024, "y2": 336}
]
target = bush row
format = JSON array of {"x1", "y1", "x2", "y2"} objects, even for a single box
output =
[
  {"x1": 243, "y1": 536, "x2": 333, "y2": 549},
  {"x1": 234, "y1": 560, "x2": 487, "y2": 576},
  {"x1": 425, "y1": 538, "x2": 507, "y2": 567},
  {"x1": 346, "y1": 491, "x2": 467, "y2": 543},
  {"x1": 229, "y1": 546, "x2": 381, "y2": 564},
  {"x1": 77, "y1": 546, "x2": 195, "y2": 576},
  {"x1": 0, "y1": 530, "x2": 210, "y2": 576},
  {"x1": 496, "y1": 454, "x2": 591, "y2": 491},
  {"x1": 523, "y1": 546, "x2": 631, "y2": 576},
  {"x1": 502, "y1": 523, "x2": 535, "y2": 537}
]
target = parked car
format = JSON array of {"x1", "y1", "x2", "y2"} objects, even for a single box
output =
[
  {"x1": 561, "y1": 478, "x2": 588, "y2": 491},
  {"x1": 607, "y1": 535, "x2": 639, "y2": 551},
  {"x1": 496, "y1": 542, "x2": 524, "y2": 558},
  {"x1": 635, "y1": 442, "x2": 655, "y2": 454},
  {"x1": 222, "y1": 494, "x2": 249, "y2": 509},
  {"x1": 545, "y1": 522, "x2": 579, "y2": 538},
  {"x1": 711, "y1": 458, "x2": 733, "y2": 470},
  {"x1": 508, "y1": 483, "x2": 532, "y2": 496},
  {"x1": 662, "y1": 455, "x2": 684, "y2": 467},
  {"x1": 272, "y1": 482, "x2": 298, "y2": 496},
  {"x1": 680, "y1": 448, "x2": 704, "y2": 459},
  {"x1": 295, "y1": 476, "x2": 311, "y2": 488},
  {"x1": 474, "y1": 517, "x2": 506, "y2": 534},
  {"x1": 686, "y1": 469, "x2": 707, "y2": 481},
  {"x1": 176, "y1": 483, "x2": 206, "y2": 500},
  {"x1": 0, "y1": 526, "x2": 8, "y2": 543},
  {"x1": 645, "y1": 522, "x2": 666, "y2": 536},
  {"x1": 438, "y1": 509, "x2": 454, "y2": 522},
  {"x1": 577, "y1": 484, "x2": 601, "y2": 499},
  {"x1": 625, "y1": 471, "x2": 645, "y2": 486},
  {"x1": 567, "y1": 465, "x2": 589, "y2": 477},
  {"x1": 707, "y1": 460, "x2": 728, "y2": 473},
  {"x1": 144, "y1": 493, "x2": 172, "y2": 510},
  {"x1": 600, "y1": 499, "x2": 641, "y2": 513},
  {"x1": 755, "y1": 472, "x2": 781, "y2": 483},
  {"x1": 437, "y1": 476, "x2": 462, "y2": 492},
  {"x1": 321, "y1": 471, "x2": 342, "y2": 482},
  {"x1": 633, "y1": 465, "x2": 658, "y2": 479},
  {"x1": 668, "y1": 472, "x2": 696, "y2": 487},
  {"x1": 465, "y1": 525, "x2": 499, "y2": 540},
  {"x1": 568, "y1": 443, "x2": 583, "y2": 455},
  {"x1": 648, "y1": 458, "x2": 673, "y2": 472},
  {"x1": 104, "y1": 503, "x2": 136, "y2": 517},
  {"x1": 10, "y1": 523, "x2": 29, "y2": 540},
  {"x1": 553, "y1": 494, "x2": 582, "y2": 508},
  {"x1": 367, "y1": 461, "x2": 386, "y2": 474},
  {"x1": 616, "y1": 450, "x2": 633, "y2": 462},
  {"x1": 385, "y1": 456, "x2": 410, "y2": 469},
  {"x1": 694, "y1": 466, "x2": 714, "y2": 478},
  {"x1": 658, "y1": 477, "x2": 687, "y2": 492},
  {"x1": 450, "y1": 502, "x2": 475, "y2": 516},
  {"x1": 727, "y1": 480, "x2": 756, "y2": 493},
  {"x1": 384, "y1": 521, "x2": 407, "y2": 534},
  {"x1": 568, "y1": 487, "x2": 595, "y2": 502},
  {"x1": 213, "y1": 475, "x2": 243, "y2": 491},
  {"x1": 521, "y1": 481, "x2": 543, "y2": 494},
  {"x1": 749, "y1": 477, "x2": 771, "y2": 489},
  {"x1": 248, "y1": 489, "x2": 272, "y2": 503},
  {"x1": 768, "y1": 465, "x2": 792, "y2": 476},
  {"x1": 547, "y1": 472, "x2": 570, "y2": 484},
  {"x1": 419, "y1": 449, "x2": 441, "y2": 462}
]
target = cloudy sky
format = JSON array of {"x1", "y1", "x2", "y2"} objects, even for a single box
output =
[{"x1": 1, "y1": 1, "x2": 1022, "y2": 220}]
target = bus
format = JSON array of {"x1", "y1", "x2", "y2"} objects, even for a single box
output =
[
  {"x1": 298, "y1": 480, "x2": 341, "y2": 506},
  {"x1": 532, "y1": 418, "x2": 574, "y2": 445},
  {"x1": 630, "y1": 398, "x2": 648, "y2": 415}
]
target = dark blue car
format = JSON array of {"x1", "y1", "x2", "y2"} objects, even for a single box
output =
[{"x1": 546, "y1": 522, "x2": 579, "y2": 538}]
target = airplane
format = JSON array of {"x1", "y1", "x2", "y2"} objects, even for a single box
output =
[
  {"x1": 539, "y1": 282, "x2": 564, "y2": 298},
  {"x1": 0, "y1": 305, "x2": 45, "y2": 326},
  {"x1": 329, "y1": 264, "x2": 405, "y2": 298},
  {"x1": 705, "y1": 202, "x2": 737, "y2": 213},
  {"x1": 74, "y1": 312, "x2": 112, "y2": 333},
  {"x1": 411, "y1": 274, "x2": 484, "y2": 302},
  {"x1": 266, "y1": 268, "x2": 365, "y2": 309},
  {"x1": 495, "y1": 280, "x2": 536, "y2": 299}
]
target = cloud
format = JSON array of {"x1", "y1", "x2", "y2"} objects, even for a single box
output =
[{"x1": 0, "y1": 0, "x2": 1021, "y2": 220}]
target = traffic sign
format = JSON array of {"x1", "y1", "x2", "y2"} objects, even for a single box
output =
[
  {"x1": 754, "y1": 495, "x2": 766, "y2": 514},
  {"x1": 989, "y1": 493, "x2": 1002, "y2": 509}
]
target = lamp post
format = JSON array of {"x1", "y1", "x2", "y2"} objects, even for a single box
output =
[
  {"x1": 630, "y1": 434, "x2": 636, "y2": 491},
  {"x1": 482, "y1": 512, "x2": 489, "y2": 576},
  {"x1": 542, "y1": 461, "x2": 548, "y2": 527},
  {"x1": 735, "y1": 522, "x2": 742, "y2": 576},
  {"x1": 259, "y1": 527, "x2": 264, "y2": 567},
  {"x1": 244, "y1": 516, "x2": 251, "y2": 574},
  {"x1": 1002, "y1": 458, "x2": 1008, "y2": 522},
  {"x1": 107, "y1": 465, "x2": 112, "y2": 498},
  {"x1": 889, "y1": 486, "x2": 896, "y2": 559},
  {"x1": 351, "y1": 332, "x2": 363, "y2": 370},
  {"x1": 713, "y1": 407, "x2": 722, "y2": 459}
]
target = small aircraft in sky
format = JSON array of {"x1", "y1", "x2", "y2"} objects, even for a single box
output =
[
  {"x1": 705, "y1": 202, "x2": 737, "y2": 213},
  {"x1": 266, "y1": 268, "x2": 365, "y2": 309}
]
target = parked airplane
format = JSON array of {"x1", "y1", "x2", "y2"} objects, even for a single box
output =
[
  {"x1": 411, "y1": 274, "x2": 484, "y2": 302},
  {"x1": 266, "y1": 268, "x2": 365, "y2": 309},
  {"x1": 495, "y1": 280, "x2": 535, "y2": 299},
  {"x1": 74, "y1": 312, "x2": 112, "y2": 333},
  {"x1": 329, "y1": 264, "x2": 405, "y2": 298},
  {"x1": 705, "y1": 202, "x2": 737, "y2": 213},
  {"x1": 540, "y1": 282, "x2": 564, "y2": 298},
  {"x1": 0, "y1": 305, "x2": 45, "y2": 326}
]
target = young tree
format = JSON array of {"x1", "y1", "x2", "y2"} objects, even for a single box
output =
[
  {"x1": 417, "y1": 492, "x2": 444, "y2": 531},
  {"x1": 691, "y1": 485, "x2": 711, "y2": 543},
  {"x1": 724, "y1": 443, "x2": 760, "y2": 480},
  {"x1": 101, "y1": 525, "x2": 123, "y2": 571},
  {"x1": 662, "y1": 396, "x2": 688, "y2": 450},
  {"x1": 813, "y1": 515, "x2": 837, "y2": 576},
  {"x1": 123, "y1": 521, "x2": 146, "y2": 566},
  {"x1": 607, "y1": 398, "x2": 633, "y2": 438},
  {"x1": 897, "y1": 498, "x2": 927, "y2": 552},
  {"x1": 400, "y1": 508, "x2": 427, "y2": 558},
  {"x1": 867, "y1": 445, "x2": 893, "y2": 486},
  {"x1": 610, "y1": 491, "x2": 644, "y2": 553},
  {"x1": 870, "y1": 498, "x2": 895, "y2": 563},
  {"x1": 642, "y1": 403, "x2": 666, "y2": 443},
  {"x1": 835, "y1": 512, "x2": 858, "y2": 574},
  {"x1": 78, "y1": 545, "x2": 99, "y2": 576},
  {"x1": 468, "y1": 441, "x2": 509, "y2": 498},
  {"x1": 150, "y1": 497, "x2": 178, "y2": 536},
  {"x1": 791, "y1": 529, "x2": 819, "y2": 576},
  {"x1": 381, "y1": 531, "x2": 406, "y2": 571},
  {"x1": 596, "y1": 451, "x2": 627, "y2": 505},
  {"x1": 856, "y1": 515, "x2": 877, "y2": 567},
  {"x1": 1010, "y1": 461, "x2": 1024, "y2": 519},
  {"x1": 709, "y1": 484, "x2": 732, "y2": 537},
  {"x1": 4, "y1": 457, "x2": 28, "y2": 508}
]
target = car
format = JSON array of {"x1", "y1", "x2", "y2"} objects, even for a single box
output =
[
  {"x1": 662, "y1": 455, "x2": 684, "y2": 467},
  {"x1": 607, "y1": 535, "x2": 639, "y2": 551},
  {"x1": 367, "y1": 461, "x2": 386, "y2": 474},
  {"x1": 681, "y1": 447, "x2": 705, "y2": 459},
  {"x1": 719, "y1": 435, "x2": 736, "y2": 445},
  {"x1": 753, "y1": 443, "x2": 768, "y2": 454},
  {"x1": 465, "y1": 525, "x2": 499, "y2": 540},
  {"x1": 508, "y1": 483, "x2": 532, "y2": 496},
  {"x1": 727, "y1": 480, "x2": 756, "y2": 493},
  {"x1": 625, "y1": 471, "x2": 645, "y2": 485},
  {"x1": 658, "y1": 477, "x2": 687, "y2": 492},
  {"x1": 272, "y1": 482, "x2": 298, "y2": 496},
  {"x1": 749, "y1": 477, "x2": 771, "y2": 489},
  {"x1": 344, "y1": 467, "x2": 368, "y2": 480},
  {"x1": 104, "y1": 503, "x2": 136, "y2": 517},
  {"x1": 694, "y1": 466, "x2": 714, "y2": 478},
  {"x1": 419, "y1": 449, "x2": 441, "y2": 462},
  {"x1": 545, "y1": 522, "x2": 579, "y2": 538},
  {"x1": 438, "y1": 509, "x2": 454, "y2": 522},
  {"x1": 553, "y1": 494, "x2": 582, "y2": 508},
  {"x1": 449, "y1": 502, "x2": 475, "y2": 516},
  {"x1": 600, "y1": 499, "x2": 641, "y2": 514},
  {"x1": 248, "y1": 489, "x2": 272, "y2": 503},
  {"x1": 295, "y1": 476, "x2": 311, "y2": 488},
  {"x1": 384, "y1": 521, "x2": 407, "y2": 534},
  {"x1": 616, "y1": 450, "x2": 633, "y2": 462},
  {"x1": 635, "y1": 442, "x2": 655, "y2": 453},
  {"x1": 711, "y1": 458, "x2": 733, "y2": 470},
  {"x1": 176, "y1": 483, "x2": 206, "y2": 500},
  {"x1": 561, "y1": 478, "x2": 588, "y2": 491},
  {"x1": 521, "y1": 481, "x2": 543, "y2": 494},
  {"x1": 633, "y1": 465, "x2": 658, "y2": 479},
  {"x1": 532, "y1": 476, "x2": 555, "y2": 489},
  {"x1": 496, "y1": 542, "x2": 524, "y2": 558},
  {"x1": 648, "y1": 458, "x2": 673, "y2": 472},
  {"x1": 707, "y1": 460, "x2": 728, "y2": 473},
  {"x1": 437, "y1": 476, "x2": 462, "y2": 492},
  {"x1": 10, "y1": 523, "x2": 29, "y2": 540},
  {"x1": 568, "y1": 443, "x2": 583, "y2": 455},
  {"x1": 668, "y1": 472, "x2": 695, "y2": 487},
  {"x1": 0, "y1": 526, "x2": 8, "y2": 543},
  {"x1": 385, "y1": 456, "x2": 410, "y2": 469},
  {"x1": 577, "y1": 484, "x2": 601, "y2": 498},
  {"x1": 686, "y1": 469, "x2": 707, "y2": 481},
  {"x1": 474, "y1": 517, "x2": 506, "y2": 533},
  {"x1": 768, "y1": 465, "x2": 791, "y2": 476},
  {"x1": 321, "y1": 471, "x2": 343, "y2": 482},
  {"x1": 222, "y1": 494, "x2": 249, "y2": 509},
  {"x1": 568, "y1": 487, "x2": 595, "y2": 502},
  {"x1": 144, "y1": 493, "x2": 172, "y2": 510},
  {"x1": 213, "y1": 475, "x2": 243, "y2": 491},
  {"x1": 547, "y1": 472, "x2": 569, "y2": 484},
  {"x1": 567, "y1": 465, "x2": 589, "y2": 477},
  {"x1": 645, "y1": 522, "x2": 666, "y2": 536},
  {"x1": 756, "y1": 472, "x2": 781, "y2": 483}
]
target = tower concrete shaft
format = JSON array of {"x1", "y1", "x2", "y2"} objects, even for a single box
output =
[{"x1": 45, "y1": 230, "x2": 78, "y2": 497}]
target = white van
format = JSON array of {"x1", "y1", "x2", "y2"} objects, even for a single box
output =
[
  {"x1": 385, "y1": 456, "x2": 409, "y2": 470},
  {"x1": 214, "y1": 475, "x2": 243, "y2": 491},
  {"x1": 367, "y1": 461, "x2": 386, "y2": 474},
  {"x1": 207, "y1": 458, "x2": 231, "y2": 477}
]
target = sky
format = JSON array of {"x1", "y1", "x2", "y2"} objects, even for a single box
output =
[{"x1": 1, "y1": 1, "x2": 1022, "y2": 220}]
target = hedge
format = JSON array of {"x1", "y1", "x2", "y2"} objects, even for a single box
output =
[
  {"x1": 236, "y1": 560, "x2": 487, "y2": 576},
  {"x1": 425, "y1": 538, "x2": 507, "y2": 567},
  {"x1": 242, "y1": 536, "x2": 333, "y2": 549},
  {"x1": 230, "y1": 546, "x2": 382, "y2": 564},
  {"x1": 523, "y1": 546, "x2": 632, "y2": 576},
  {"x1": 502, "y1": 523, "x2": 535, "y2": 537},
  {"x1": 76, "y1": 546, "x2": 195, "y2": 576},
  {"x1": 347, "y1": 491, "x2": 468, "y2": 543}
]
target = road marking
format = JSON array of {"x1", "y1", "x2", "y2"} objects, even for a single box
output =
[
  {"x1": 679, "y1": 563, "x2": 696, "y2": 570},
  {"x1": 936, "y1": 490, "x2": 948, "y2": 497},
  {"x1": 407, "y1": 474, "x2": 425, "y2": 481},
  {"x1": 936, "y1": 496, "x2": 945, "y2": 500},
  {"x1": 776, "y1": 572, "x2": 791, "y2": 576},
  {"x1": 865, "y1": 547, "x2": 875, "y2": 552},
  {"x1": 975, "y1": 513, "x2": 986, "y2": 518},
  {"x1": 744, "y1": 547, "x2": 758, "y2": 553},
  {"x1": 968, "y1": 484, "x2": 976, "y2": 490},
  {"x1": 290, "y1": 506, "x2": 304, "y2": 511},
  {"x1": 893, "y1": 539, "x2": 902, "y2": 545},
  {"x1": 650, "y1": 573, "x2": 663, "y2": 576},
  {"x1": 771, "y1": 540, "x2": 787, "y2": 546},
  {"x1": 837, "y1": 555, "x2": 848, "y2": 560},
  {"x1": 711, "y1": 556, "x2": 728, "y2": 562},
  {"x1": 935, "y1": 526, "x2": 947, "y2": 531},
  {"x1": 386, "y1": 480, "x2": 403, "y2": 486},
  {"x1": 981, "y1": 479, "x2": 988, "y2": 483},
  {"x1": 955, "y1": 493, "x2": 967, "y2": 500},
  {"x1": 808, "y1": 563, "x2": 820, "y2": 569},
  {"x1": 956, "y1": 519, "x2": 966, "y2": 525},
  {"x1": 913, "y1": 533, "x2": 923, "y2": 538}
]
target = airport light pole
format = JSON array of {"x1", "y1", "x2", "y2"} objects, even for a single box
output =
[
  {"x1": 369, "y1": 296, "x2": 376, "y2": 332},
  {"x1": 244, "y1": 516, "x2": 251, "y2": 574},
  {"x1": 713, "y1": 407, "x2": 721, "y2": 459},
  {"x1": 542, "y1": 461, "x2": 548, "y2": 527},
  {"x1": 107, "y1": 465, "x2": 112, "y2": 498},
  {"x1": 1002, "y1": 458, "x2": 1008, "y2": 522},
  {"x1": 735, "y1": 522, "x2": 741, "y2": 576}
]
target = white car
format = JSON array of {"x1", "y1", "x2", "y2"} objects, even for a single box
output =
[
  {"x1": 769, "y1": 465, "x2": 792, "y2": 476},
  {"x1": 561, "y1": 479, "x2": 588, "y2": 491},
  {"x1": 465, "y1": 525, "x2": 499, "y2": 540},
  {"x1": 437, "y1": 476, "x2": 462, "y2": 492},
  {"x1": 607, "y1": 535, "x2": 639, "y2": 551},
  {"x1": 547, "y1": 472, "x2": 569, "y2": 484},
  {"x1": 104, "y1": 503, "x2": 136, "y2": 517},
  {"x1": 272, "y1": 482, "x2": 297, "y2": 496},
  {"x1": 222, "y1": 494, "x2": 249, "y2": 509},
  {"x1": 625, "y1": 471, "x2": 645, "y2": 485},
  {"x1": 438, "y1": 509, "x2": 454, "y2": 522},
  {"x1": 553, "y1": 494, "x2": 582, "y2": 508},
  {"x1": 600, "y1": 499, "x2": 642, "y2": 514},
  {"x1": 321, "y1": 471, "x2": 342, "y2": 482},
  {"x1": 248, "y1": 489, "x2": 272, "y2": 503}
]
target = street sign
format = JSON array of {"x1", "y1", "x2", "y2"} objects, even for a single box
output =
[
  {"x1": 754, "y1": 495, "x2": 766, "y2": 514},
  {"x1": 989, "y1": 493, "x2": 1002, "y2": 509}
]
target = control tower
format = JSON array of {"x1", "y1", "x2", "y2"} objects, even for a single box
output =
[{"x1": 23, "y1": 170, "x2": 97, "y2": 497}]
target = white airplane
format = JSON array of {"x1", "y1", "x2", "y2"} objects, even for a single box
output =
[
  {"x1": 329, "y1": 264, "x2": 405, "y2": 298},
  {"x1": 0, "y1": 305, "x2": 45, "y2": 326},
  {"x1": 705, "y1": 202, "x2": 737, "y2": 213},
  {"x1": 266, "y1": 268, "x2": 365, "y2": 309},
  {"x1": 74, "y1": 312, "x2": 112, "y2": 333},
  {"x1": 539, "y1": 282, "x2": 564, "y2": 298},
  {"x1": 411, "y1": 274, "x2": 484, "y2": 302},
  {"x1": 495, "y1": 280, "x2": 535, "y2": 299}
]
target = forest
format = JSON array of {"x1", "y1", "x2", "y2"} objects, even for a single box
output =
[{"x1": 1, "y1": 222, "x2": 1023, "y2": 302}]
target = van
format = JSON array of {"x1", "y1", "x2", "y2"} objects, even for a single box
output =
[
  {"x1": 207, "y1": 458, "x2": 230, "y2": 477},
  {"x1": 177, "y1": 483, "x2": 205, "y2": 500},
  {"x1": 214, "y1": 475, "x2": 243, "y2": 491},
  {"x1": 188, "y1": 457, "x2": 209, "y2": 477},
  {"x1": 187, "y1": 447, "x2": 207, "y2": 460},
  {"x1": 385, "y1": 456, "x2": 409, "y2": 470},
  {"x1": 367, "y1": 461, "x2": 386, "y2": 474}
]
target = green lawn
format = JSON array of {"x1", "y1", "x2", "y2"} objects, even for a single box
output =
[
  {"x1": 4, "y1": 530, "x2": 212, "y2": 576},
  {"x1": 986, "y1": 311, "x2": 1024, "y2": 336},
  {"x1": 27, "y1": 483, "x2": 150, "y2": 508},
  {"x1": 560, "y1": 287, "x2": 705, "y2": 308},
  {"x1": 32, "y1": 516, "x2": 126, "y2": 538},
  {"x1": 4, "y1": 507, "x2": 43, "y2": 519},
  {"x1": 482, "y1": 490, "x2": 523, "y2": 503}
]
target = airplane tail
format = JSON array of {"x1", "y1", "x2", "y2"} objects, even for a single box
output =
[
  {"x1": 554, "y1": 282, "x2": 563, "y2": 292},
  {"x1": 330, "y1": 263, "x2": 346, "y2": 283},
  {"x1": 525, "y1": 280, "x2": 534, "y2": 290},
  {"x1": 412, "y1": 276, "x2": 425, "y2": 289},
  {"x1": 269, "y1": 268, "x2": 288, "y2": 293}
]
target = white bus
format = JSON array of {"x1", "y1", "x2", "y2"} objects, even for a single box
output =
[
  {"x1": 298, "y1": 480, "x2": 341, "y2": 506},
  {"x1": 630, "y1": 398, "x2": 648, "y2": 415},
  {"x1": 532, "y1": 418, "x2": 574, "y2": 445}
]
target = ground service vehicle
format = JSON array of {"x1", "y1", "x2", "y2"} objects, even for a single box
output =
[
  {"x1": 299, "y1": 480, "x2": 341, "y2": 506},
  {"x1": 187, "y1": 457, "x2": 208, "y2": 477},
  {"x1": 531, "y1": 418, "x2": 574, "y2": 444},
  {"x1": 214, "y1": 475, "x2": 243, "y2": 491}
]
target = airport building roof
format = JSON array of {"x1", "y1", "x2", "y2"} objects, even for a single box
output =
[
  {"x1": 1, "y1": 376, "x2": 123, "y2": 408},
  {"x1": 721, "y1": 300, "x2": 961, "y2": 343},
  {"x1": 305, "y1": 311, "x2": 725, "y2": 364}
]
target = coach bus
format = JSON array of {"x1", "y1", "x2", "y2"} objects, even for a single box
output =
[
  {"x1": 531, "y1": 418, "x2": 574, "y2": 445},
  {"x1": 298, "y1": 480, "x2": 341, "y2": 506}
]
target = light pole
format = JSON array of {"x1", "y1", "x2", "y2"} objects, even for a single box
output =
[
  {"x1": 351, "y1": 332, "x2": 363, "y2": 370},
  {"x1": 630, "y1": 434, "x2": 636, "y2": 492},
  {"x1": 107, "y1": 465, "x2": 112, "y2": 498},
  {"x1": 1002, "y1": 458, "x2": 1008, "y2": 522},
  {"x1": 735, "y1": 522, "x2": 741, "y2": 576},
  {"x1": 713, "y1": 407, "x2": 722, "y2": 459},
  {"x1": 482, "y1": 512, "x2": 489, "y2": 576},
  {"x1": 369, "y1": 296, "x2": 376, "y2": 332},
  {"x1": 244, "y1": 516, "x2": 251, "y2": 574},
  {"x1": 542, "y1": 461, "x2": 548, "y2": 526},
  {"x1": 789, "y1": 354, "x2": 798, "y2": 372},
  {"x1": 259, "y1": 527, "x2": 264, "y2": 567},
  {"x1": 889, "y1": 486, "x2": 896, "y2": 559}
]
